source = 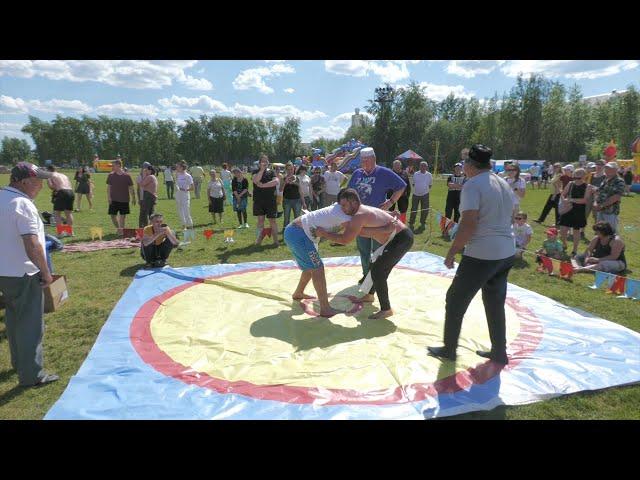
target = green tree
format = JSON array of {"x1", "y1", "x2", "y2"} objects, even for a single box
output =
[{"x1": 1, "y1": 137, "x2": 33, "y2": 164}]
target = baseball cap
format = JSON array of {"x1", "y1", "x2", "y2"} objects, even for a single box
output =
[
  {"x1": 10, "y1": 162, "x2": 53, "y2": 182},
  {"x1": 546, "y1": 227, "x2": 558, "y2": 236},
  {"x1": 587, "y1": 162, "x2": 596, "y2": 168},
  {"x1": 604, "y1": 161, "x2": 619, "y2": 169}
]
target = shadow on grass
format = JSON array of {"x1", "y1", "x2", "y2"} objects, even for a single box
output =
[
  {"x1": 215, "y1": 242, "x2": 277, "y2": 264},
  {"x1": 0, "y1": 369, "x2": 16, "y2": 383},
  {"x1": 0, "y1": 385, "x2": 27, "y2": 407},
  {"x1": 513, "y1": 257, "x2": 530, "y2": 269},
  {"x1": 120, "y1": 263, "x2": 147, "y2": 277}
]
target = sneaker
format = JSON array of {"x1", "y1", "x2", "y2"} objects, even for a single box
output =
[
  {"x1": 244, "y1": 223, "x2": 250, "y2": 228},
  {"x1": 28, "y1": 373, "x2": 59, "y2": 387}
]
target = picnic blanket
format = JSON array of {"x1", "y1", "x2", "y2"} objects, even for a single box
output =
[{"x1": 60, "y1": 238, "x2": 140, "y2": 253}]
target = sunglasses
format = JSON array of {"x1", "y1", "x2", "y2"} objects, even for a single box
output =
[{"x1": 514, "y1": 217, "x2": 524, "y2": 220}]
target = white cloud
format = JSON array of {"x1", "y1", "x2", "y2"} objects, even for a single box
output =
[
  {"x1": 232, "y1": 63, "x2": 295, "y2": 94},
  {"x1": 500, "y1": 60, "x2": 640, "y2": 79},
  {"x1": 414, "y1": 82, "x2": 475, "y2": 101},
  {"x1": 231, "y1": 103, "x2": 326, "y2": 121},
  {"x1": 0, "y1": 60, "x2": 213, "y2": 90},
  {"x1": 304, "y1": 125, "x2": 347, "y2": 141},
  {"x1": 331, "y1": 111, "x2": 374, "y2": 124},
  {"x1": 446, "y1": 60, "x2": 505, "y2": 78},
  {"x1": 95, "y1": 103, "x2": 159, "y2": 116},
  {"x1": 156, "y1": 95, "x2": 326, "y2": 122},
  {"x1": 0, "y1": 122, "x2": 33, "y2": 145},
  {"x1": 283, "y1": 88, "x2": 295, "y2": 94},
  {"x1": 324, "y1": 60, "x2": 414, "y2": 83},
  {"x1": 265, "y1": 60, "x2": 286, "y2": 63},
  {"x1": 0, "y1": 95, "x2": 92, "y2": 114}
]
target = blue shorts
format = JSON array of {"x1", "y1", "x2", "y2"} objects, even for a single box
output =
[
  {"x1": 233, "y1": 196, "x2": 247, "y2": 211},
  {"x1": 284, "y1": 224, "x2": 323, "y2": 271}
]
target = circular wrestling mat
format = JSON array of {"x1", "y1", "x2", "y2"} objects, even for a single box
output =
[{"x1": 131, "y1": 264, "x2": 542, "y2": 405}]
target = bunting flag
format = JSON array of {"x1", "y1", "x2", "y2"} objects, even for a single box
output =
[
  {"x1": 135, "y1": 228, "x2": 144, "y2": 240},
  {"x1": 89, "y1": 226, "x2": 103, "y2": 241},
  {"x1": 263, "y1": 227, "x2": 272, "y2": 239},
  {"x1": 399, "y1": 212, "x2": 407, "y2": 224},
  {"x1": 536, "y1": 255, "x2": 554, "y2": 274},
  {"x1": 550, "y1": 258, "x2": 563, "y2": 276},
  {"x1": 607, "y1": 275, "x2": 626, "y2": 295},
  {"x1": 559, "y1": 261, "x2": 574, "y2": 280},
  {"x1": 56, "y1": 224, "x2": 73, "y2": 236},
  {"x1": 224, "y1": 229, "x2": 235, "y2": 243},
  {"x1": 203, "y1": 229, "x2": 214, "y2": 240},
  {"x1": 449, "y1": 222, "x2": 460, "y2": 240},
  {"x1": 623, "y1": 279, "x2": 640, "y2": 300},
  {"x1": 590, "y1": 271, "x2": 614, "y2": 290},
  {"x1": 183, "y1": 229, "x2": 196, "y2": 243},
  {"x1": 121, "y1": 228, "x2": 137, "y2": 239}
]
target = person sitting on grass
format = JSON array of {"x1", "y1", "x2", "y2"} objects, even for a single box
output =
[
  {"x1": 573, "y1": 221, "x2": 627, "y2": 274},
  {"x1": 535, "y1": 227, "x2": 564, "y2": 265},
  {"x1": 513, "y1": 211, "x2": 532, "y2": 259},
  {"x1": 141, "y1": 213, "x2": 179, "y2": 268}
]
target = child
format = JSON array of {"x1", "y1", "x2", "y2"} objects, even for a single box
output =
[
  {"x1": 231, "y1": 167, "x2": 249, "y2": 228},
  {"x1": 536, "y1": 227, "x2": 564, "y2": 264},
  {"x1": 513, "y1": 211, "x2": 533, "y2": 258},
  {"x1": 207, "y1": 169, "x2": 225, "y2": 225}
]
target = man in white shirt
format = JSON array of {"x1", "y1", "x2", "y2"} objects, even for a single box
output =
[
  {"x1": 189, "y1": 163, "x2": 205, "y2": 199},
  {"x1": 529, "y1": 162, "x2": 541, "y2": 189},
  {"x1": 428, "y1": 145, "x2": 515, "y2": 365},
  {"x1": 409, "y1": 161, "x2": 433, "y2": 229},
  {"x1": 0, "y1": 162, "x2": 59, "y2": 386},
  {"x1": 322, "y1": 162, "x2": 346, "y2": 206}
]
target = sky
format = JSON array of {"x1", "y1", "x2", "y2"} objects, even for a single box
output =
[{"x1": 1, "y1": 60, "x2": 638, "y2": 147}]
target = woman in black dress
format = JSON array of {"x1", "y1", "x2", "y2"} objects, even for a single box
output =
[
  {"x1": 75, "y1": 166, "x2": 93, "y2": 211},
  {"x1": 558, "y1": 168, "x2": 588, "y2": 256}
]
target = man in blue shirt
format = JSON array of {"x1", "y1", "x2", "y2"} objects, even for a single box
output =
[{"x1": 347, "y1": 147, "x2": 406, "y2": 282}]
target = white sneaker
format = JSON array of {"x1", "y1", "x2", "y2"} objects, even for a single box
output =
[{"x1": 244, "y1": 223, "x2": 250, "y2": 228}]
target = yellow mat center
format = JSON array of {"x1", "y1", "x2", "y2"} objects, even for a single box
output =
[{"x1": 150, "y1": 266, "x2": 520, "y2": 392}]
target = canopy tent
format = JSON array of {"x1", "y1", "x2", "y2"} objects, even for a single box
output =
[{"x1": 395, "y1": 150, "x2": 423, "y2": 168}]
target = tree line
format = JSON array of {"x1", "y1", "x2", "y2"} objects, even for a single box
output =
[{"x1": 1, "y1": 74, "x2": 638, "y2": 171}]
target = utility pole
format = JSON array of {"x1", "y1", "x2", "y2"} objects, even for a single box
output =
[{"x1": 434, "y1": 139, "x2": 440, "y2": 177}]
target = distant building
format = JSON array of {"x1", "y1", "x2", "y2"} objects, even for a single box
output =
[
  {"x1": 583, "y1": 89, "x2": 627, "y2": 106},
  {"x1": 351, "y1": 108, "x2": 365, "y2": 129}
]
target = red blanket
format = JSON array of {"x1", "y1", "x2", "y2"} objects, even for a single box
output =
[{"x1": 61, "y1": 239, "x2": 140, "y2": 253}]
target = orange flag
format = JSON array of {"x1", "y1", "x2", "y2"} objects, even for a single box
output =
[
  {"x1": 559, "y1": 261, "x2": 574, "y2": 280},
  {"x1": 537, "y1": 255, "x2": 553, "y2": 274},
  {"x1": 399, "y1": 212, "x2": 407, "y2": 224},
  {"x1": 607, "y1": 275, "x2": 626, "y2": 295},
  {"x1": 56, "y1": 224, "x2": 73, "y2": 236},
  {"x1": 263, "y1": 227, "x2": 272, "y2": 238},
  {"x1": 135, "y1": 228, "x2": 144, "y2": 240},
  {"x1": 203, "y1": 229, "x2": 214, "y2": 240}
]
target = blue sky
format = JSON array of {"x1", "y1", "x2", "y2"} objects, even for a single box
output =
[{"x1": 1, "y1": 60, "x2": 638, "y2": 146}]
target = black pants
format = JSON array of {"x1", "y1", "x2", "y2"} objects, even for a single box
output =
[
  {"x1": 391, "y1": 195, "x2": 409, "y2": 214},
  {"x1": 139, "y1": 191, "x2": 157, "y2": 228},
  {"x1": 409, "y1": 194, "x2": 429, "y2": 226},
  {"x1": 445, "y1": 191, "x2": 461, "y2": 223},
  {"x1": 141, "y1": 239, "x2": 174, "y2": 263},
  {"x1": 369, "y1": 228, "x2": 414, "y2": 311},
  {"x1": 443, "y1": 255, "x2": 515, "y2": 355},
  {"x1": 537, "y1": 194, "x2": 559, "y2": 224},
  {"x1": 236, "y1": 209, "x2": 247, "y2": 225},
  {"x1": 166, "y1": 181, "x2": 174, "y2": 199}
]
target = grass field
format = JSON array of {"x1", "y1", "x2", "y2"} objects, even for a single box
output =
[{"x1": 1, "y1": 169, "x2": 638, "y2": 420}]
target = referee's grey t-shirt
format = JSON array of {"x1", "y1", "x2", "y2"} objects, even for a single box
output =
[{"x1": 460, "y1": 170, "x2": 515, "y2": 260}]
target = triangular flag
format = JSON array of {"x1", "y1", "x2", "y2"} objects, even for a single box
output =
[
  {"x1": 90, "y1": 226, "x2": 103, "y2": 241},
  {"x1": 590, "y1": 270, "x2": 608, "y2": 289},
  {"x1": 439, "y1": 216, "x2": 447, "y2": 233},
  {"x1": 607, "y1": 275, "x2": 626, "y2": 295},
  {"x1": 550, "y1": 258, "x2": 562, "y2": 275},
  {"x1": 203, "y1": 229, "x2": 214, "y2": 240},
  {"x1": 559, "y1": 261, "x2": 574, "y2": 280},
  {"x1": 56, "y1": 224, "x2": 73, "y2": 236},
  {"x1": 183, "y1": 229, "x2": 195, "y2": 242},
  {"x1": 449, "y1": 222, "x2": 460, "y2": 240},
  {"x1": 263, "y1": 227, "x2": 272, "y2": 238},
  {"x1": 399, "y1": 212, "x2": 407, "y2": 224},
  {"x1": 135, "y1": 228, "x2": 144, "y2": 240},
  {"x1": 624, "y1": 279, "x2": 640, "y2": 300},
  {"x1": 537, "y1": 255, "x2": 553, "y2": 274},
  {"x1": 224, "y1": 229, "x2": 234, "y2": 238}
]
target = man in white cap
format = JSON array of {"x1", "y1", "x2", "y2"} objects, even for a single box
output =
[
  {"x1": 347, "y1": 147, "x2": 406, "y2": 283},
  {"x1": 0, "y1": 162, "x2": 59, "y2": 386},
  {"x1": 593, "y1": 161, "x2": 626, "y2": 233}
]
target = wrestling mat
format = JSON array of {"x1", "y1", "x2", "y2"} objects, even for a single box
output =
[{"x1": 45, "y1": 251, "x2": 640, "y2": 419}]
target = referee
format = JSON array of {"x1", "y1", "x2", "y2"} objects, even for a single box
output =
[{"x1": 428, "y1": 144, "x2": 516, "y2": 365}]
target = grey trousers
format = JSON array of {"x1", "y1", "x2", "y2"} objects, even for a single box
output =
[{"x1": 0, "y1": 273, "x2": 46, "y2": 386}]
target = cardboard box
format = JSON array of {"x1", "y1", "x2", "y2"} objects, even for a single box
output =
[{"x1": 44, "y1": 275, "x2": 69, "y2": 313}]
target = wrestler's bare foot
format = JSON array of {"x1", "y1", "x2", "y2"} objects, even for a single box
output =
[
  {"x1": 292, "y1": 293, "x2": 316, "y2": 300},
  {"x1": 319, "y1": 306, "x2": 341, "y2": 318},
  {"x1": 368, "y1": 309, "x2": 393, "y2": 320},
  {"x1": 359, "y1": 294, "x2": 375, "y2": 303}
]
